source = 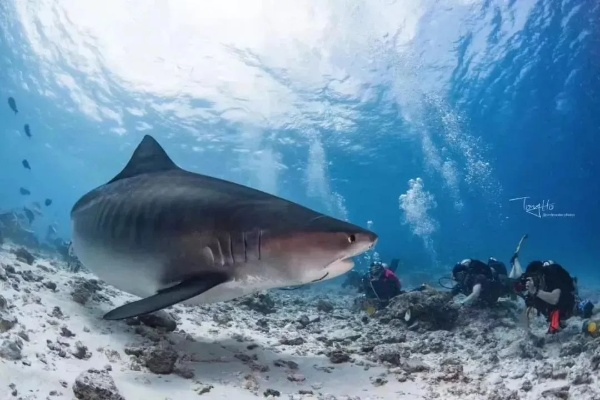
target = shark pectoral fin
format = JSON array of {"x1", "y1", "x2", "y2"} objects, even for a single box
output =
[{"x1": 103, "y1": 272, "x2": 228, "y2": 320}]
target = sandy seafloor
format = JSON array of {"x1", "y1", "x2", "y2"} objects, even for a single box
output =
[{"x1": 1, "y1": 242, "x2": 599, "y2": 400}]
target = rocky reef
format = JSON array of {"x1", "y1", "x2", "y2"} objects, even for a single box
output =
[{"x1": 1, "y1": 242, "x2": 599, "y2": 399}]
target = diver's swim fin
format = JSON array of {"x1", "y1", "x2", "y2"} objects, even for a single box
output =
[
  {"x1": 103, "y1": 273, "x2": 228, "y2": 320},
  {"x1": 510, "y1": 234, "x2": 528, "y2": 267},
  {"x1": 515, "y1": 234, "x2": 528, "y2": 254}
]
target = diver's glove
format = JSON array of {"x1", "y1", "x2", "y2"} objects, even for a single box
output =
[{"x1": 452, "y1": 296, "x2": 467, "y2": 309}]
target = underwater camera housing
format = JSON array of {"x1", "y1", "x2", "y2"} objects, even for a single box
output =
[{"x1": 513, "y1": 274, "x2": 540, "y2": 295}]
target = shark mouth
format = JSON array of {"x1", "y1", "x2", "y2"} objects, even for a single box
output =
[
  {"x1": 280, "y1": 258, "x2": 352, "y2": 290},
  {"x1": 322, "y1": 257, "x2": 355, "y2": 278},
  {"x1": 310, "y1": 272, "x2": 329, "y2": 283}
]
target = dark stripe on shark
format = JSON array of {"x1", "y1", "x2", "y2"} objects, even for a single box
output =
[
  {"x1": 133, "y1": 202, "x2": 152, "y2": 245},
  {"x1": 247, "y1": 230, "x2": 262, "y2": 262},
  {"x1": 95, "y1": 198, "x2": 110, "y2": 234},
  {"x1": 122, "y1": 203, "x2": 136, "y2": 241},
  {"x1": 112, "y1": 199, "x2": 130, "y2": 241},
  {"x1": 87, "y1": 194, "x2": 265, "y2": 265},
  {"x1": 103, "y1": 200, "x2": 119, "y2": 239},
  {"x1": 97, "y1": 197, "x2": 177, "y2": 244}
]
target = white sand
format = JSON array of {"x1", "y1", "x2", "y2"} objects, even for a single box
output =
[{"x1": 1, "y1": 243, "x2": 599, "y2": 400}]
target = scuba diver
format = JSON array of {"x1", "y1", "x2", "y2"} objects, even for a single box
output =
[
  {"x1": 450, "y1": 257, "x2": 510, "y2": 307},
  {"x1": 439, "y1": 236, "x2": 529, "y2": 305},
  {"x1": 516, "y1": 259, "x2": 577, "y2": 333},
  {"x1": 352, "y1": 260, "x2": 429, "y2": 314},
  {"x1": 361, "y1": 261, "x2": 402, "y2": 302},
  {"x1": 508, "y1": 234, "x2": 595, "y2": 334},
  {"x1": 513, "y1": 257, "x2": 595, "y2": 333},
  {"x1": 342, "y1": 259, "x2": 400, "y2": 291}
]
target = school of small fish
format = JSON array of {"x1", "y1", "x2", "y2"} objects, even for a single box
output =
[{"x1": 6, "y1": 96, "x2": 53, "y2": 228}]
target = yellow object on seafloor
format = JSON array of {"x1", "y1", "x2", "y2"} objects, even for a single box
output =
[
  {"x1": 359, "y1": 297, "x2": 378, "y2": 316},
  {"x1": 582, "y1": 320, "x2": 599, "y2": 337}
]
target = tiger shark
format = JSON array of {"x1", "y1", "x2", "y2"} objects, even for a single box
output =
[{"x1": 71, "y1": 135, "x2": 377, "y2": 320}]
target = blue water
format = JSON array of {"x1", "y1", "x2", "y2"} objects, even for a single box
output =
[{"x1": 1, "y1": 1, "x2": 598, "y2": 284}]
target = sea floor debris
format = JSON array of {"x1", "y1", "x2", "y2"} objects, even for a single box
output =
[{"x1": 0, "y1": 242, "x2": 599, "y2": 399}]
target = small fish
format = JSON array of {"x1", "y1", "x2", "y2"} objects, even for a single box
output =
[
  {"x1": 47, "y1": 224, "x2": 57, "y2": 235},
  {"x1": 19, "y1": 187, "x2": 31, "y2": 196},
  {"x1": 45, "y1": 198, "x2": 53, "y2": 206},
  {"x1": 23, "y1": 207, "x2": 35, "y2": 224},
  {"x1": 22, "y1": 159, "x2": 31, "y2": 170},
  {"x1": 46, "y1": 224, "x2": 58, "y2": 239},
  {"x1": 31, "y1": 202, "x2": 43, "y2": 216},
  {"x1": 8, "y1": 97, "x2": 18, "y2": 114},
  {"x1": 24, "y1": 124, "x2": 31, "y2": 138}
]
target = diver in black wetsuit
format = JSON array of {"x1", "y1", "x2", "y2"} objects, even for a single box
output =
[
  {"x1": 450, "y1": 258, "x2": 510, "y2": 307},
  {"x1": 514, "y1": 258, "x2": 594, "y2": 333}
]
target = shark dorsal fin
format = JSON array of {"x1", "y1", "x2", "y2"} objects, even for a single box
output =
[{"x1": 107, "y1": 135, "x2": 179, "y2": 184}]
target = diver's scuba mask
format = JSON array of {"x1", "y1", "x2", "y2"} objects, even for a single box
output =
[
  {"x1": 452, "y1": 272, "x2": 465, "y2": 287},
  {"x1": 370, "y1": 262, "x2": 384, "y2": 279}
]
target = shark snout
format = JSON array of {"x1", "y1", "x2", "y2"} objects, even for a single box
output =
[
  {"x1": 368, "y1": 232, "x2": 378, "y2": 248},
  {"x1": 353, "y1": 230, "x2": 378, "y2": 255}
]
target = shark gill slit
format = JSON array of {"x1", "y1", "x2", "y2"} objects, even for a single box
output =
[
  {"x1": 215, "y1": 236, "x2": 224, "y2": 266},
  {"x1": 258, "y1": 230, "x2": 262, "y2": 260},
  {"x1": 228, "y1": 233, "x2": 235, "y2": 265},
  {"x1": 243, "y1": 232, "x2": 248, "y2": 262},
  {"x1": 219, "y1": 235, "x2": 230, "y2": 266}
]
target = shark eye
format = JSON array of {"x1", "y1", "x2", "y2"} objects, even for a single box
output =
[{"x1": 348, "y1": 234, "x2": 356, "y2": 244}]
